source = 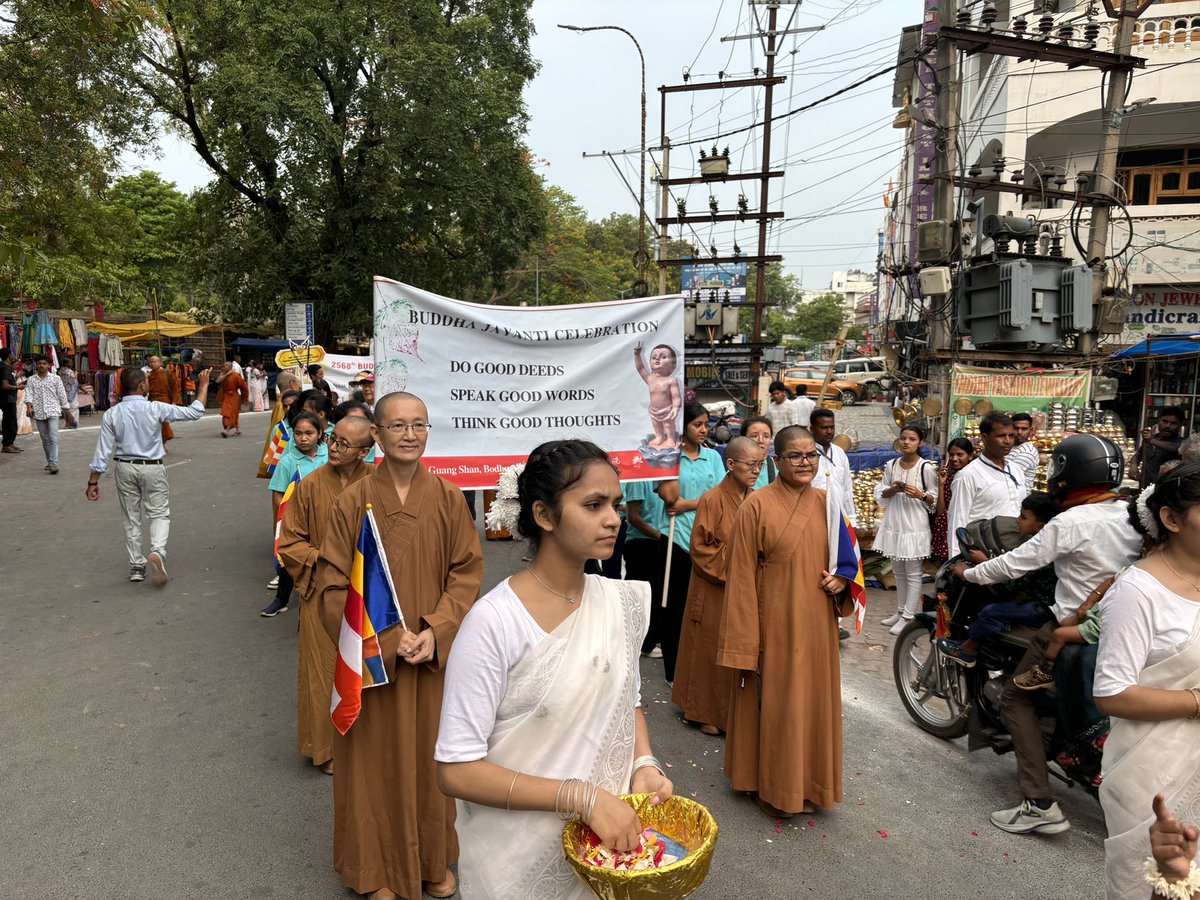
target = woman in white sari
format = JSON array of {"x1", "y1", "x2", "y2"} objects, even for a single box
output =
[
  {"x1": 1096, "y1": 464, "x2": 1200, "y2": 899},
  {"x1": 436, "y1": 440, "x2": 674, "y2": 899}
]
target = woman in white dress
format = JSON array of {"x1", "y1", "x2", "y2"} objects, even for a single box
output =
[
  {"x1": 246, "y1": 360, "x2": 268, "y2": 411},
  {"x1": 436, "y1": 440, "x2": 675, "y2": 899},
  {"x1": 1095, "y1": 464, "x2": 1200, "y2": 900},
  {"x1": 874, "y1": 424, "x2": 938, "y2": 635}
]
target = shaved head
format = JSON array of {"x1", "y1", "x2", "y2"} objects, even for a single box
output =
[
  {"x1": 373, "y1": 391, "x2": 427, "y2": 424},
  {"x1": 276, "y1": 371, "x2": 301, "y2": 392},
  {"x1": 337, "y1": 415, "x2": 372, "y2": 441},
  {"x1": 726, "y1": 436, "x2": 759, "y2": 459}
]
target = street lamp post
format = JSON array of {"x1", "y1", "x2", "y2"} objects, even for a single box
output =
[{"x1": 559, "y1": 23, "x2": 648, "y2": 297}]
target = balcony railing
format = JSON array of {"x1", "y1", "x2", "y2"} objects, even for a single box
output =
[{"x1": 1085, "y1": 14, "x2": 1200, "y2": 54}]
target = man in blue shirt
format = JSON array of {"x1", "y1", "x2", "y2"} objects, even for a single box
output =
[{"x1": 86, "y1": 366, "x2": 213, "y2": 585}]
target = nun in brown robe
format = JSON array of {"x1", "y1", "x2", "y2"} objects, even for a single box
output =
[
  {"x1": 717, "y1": 426, "x2": 850, "y2": 817},
  {"x1": 315, "y1": 392, "x2": 482, "y2": 899},
  {"x1": 672, "y1": 436, "x2": 763, "y2": 733},
  {"x1": 277, "y1": 416, "x2": 373, "y2": 770}
]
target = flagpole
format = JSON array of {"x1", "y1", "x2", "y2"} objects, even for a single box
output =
[
  {"x1": 365, "y1": 504, "x2": 408, "y2": 633},
  {"x1": 661, "y1": 514, "x2": 676, "y2": 608}
]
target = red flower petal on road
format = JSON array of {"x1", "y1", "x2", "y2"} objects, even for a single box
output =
[{"x1": 878, "y1": 830, "x2": 889, "y2": 838}]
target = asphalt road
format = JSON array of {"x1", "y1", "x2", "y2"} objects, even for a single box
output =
[{"x1": 0, "y1": 413, "x2": 1106, "y2": 899}]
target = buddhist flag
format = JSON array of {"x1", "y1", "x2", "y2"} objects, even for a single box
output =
[
  {"x1": 825, "y1": 474, "x2": 868, "y2": 634},
  {"x1": 265, "y1": 423, "x2": 290, "y2": 475},
  {"x1": 273, "y1": 469, "x2": 302, "y2": 570},
  {"x1": 331, "y1": 504, "x2": 407, "y2": 735}
]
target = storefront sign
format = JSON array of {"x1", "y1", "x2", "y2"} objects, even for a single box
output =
[
  {"x1": 949, "y1": 364, "x2": 1091, "y2": 436},
  {"x1": 373, "y1": 278, "x2": 686, "y2": 488},
  {"x1": 1123, "y1": 286, "x2": 1200, "y2": 342}
]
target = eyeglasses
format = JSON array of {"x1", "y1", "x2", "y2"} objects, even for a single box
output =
[
  {"x1": 779, "y1": 451, "x2": 822, "y2": 466},
  {"x1": 729, "y1": 458, "x2": 765, "y2": 471},
  {"x1": 378, "y1": 422, "x2": 431, "y2": 435},
  {"x1": 329, "y1": 437, "x2": 374, "y2": 452}
]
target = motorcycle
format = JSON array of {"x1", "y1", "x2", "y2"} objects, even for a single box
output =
[{"x1": 891, "y1": 543, "x2": 1107, "y2": 795}]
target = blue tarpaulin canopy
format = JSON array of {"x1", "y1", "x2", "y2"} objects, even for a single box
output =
[
  {"x1": 1111, "y1": 333, "x2": 1200, "y2": 358},
  {"x1": 229, "y1": 337, "x2": 290, "y2": 350}
]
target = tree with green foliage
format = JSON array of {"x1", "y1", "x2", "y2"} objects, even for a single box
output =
[
  {"x1": 121, "y1": 0, "x2": 546, "y2": 339},
  {"x1": 103, "y1": 172, "x2": 192, "y2": 309},
  {"x1": 780, "y1": 292, "x2": 848, "y2": 349},
  {"x1": 0, "y1": 0, "x2": 153, "y2": 307}
]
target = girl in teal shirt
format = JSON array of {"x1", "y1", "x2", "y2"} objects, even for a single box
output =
[{"x1": 655, "y1": 403, "x2": 727, "y2": 685}]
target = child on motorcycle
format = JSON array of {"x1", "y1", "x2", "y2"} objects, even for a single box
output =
[
  {"x1": 1011, "y1": 576, "x2": 1110, "y2": 691},
  {"x1": 937, "y1": 491, "x2": 1058, "y2": 667}
]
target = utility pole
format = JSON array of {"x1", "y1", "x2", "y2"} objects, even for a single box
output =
[
  {"x1": 750, "y1": 2, "x2": 781, "y2": 392},
  {"x1": 658, "y1": 140, "x2": 670, "y2": 295},
  {"x1": 559, "y1": 24, "x2": 649, "y2": 296},
  {"x1": 655, "y1": 1, "x2": 815, "y2": 405},
  {"x1": 930, "y1": 0, "x2": 958, "y2": 352},
  {"x1": 1080, "y1": 1, "x2": 1154, "y2": 354}
]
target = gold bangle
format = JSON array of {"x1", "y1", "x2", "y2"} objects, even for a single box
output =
[
  {"x1": 506, "y1": 771, "x2": 521, "y2": 810},
  {"x1": 1189, "y1": 688, "x2": 1200, "y2": 721}
]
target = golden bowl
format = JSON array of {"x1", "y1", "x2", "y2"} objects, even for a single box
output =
[{"x1": 562, "y1": 794, "x2": 718, "y2": 899}]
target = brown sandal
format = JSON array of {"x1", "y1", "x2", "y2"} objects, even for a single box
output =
[{"x1": 423, "y1": 870, "x2": 457, "y2": 898}]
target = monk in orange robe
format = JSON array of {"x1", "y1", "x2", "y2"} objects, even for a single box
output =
[
  {"x1": 672, "y1": 436, "x2": 763, "y2": 735},
  {"x1": 315, "y1": 391, "x2": 481, "y2": 900},
  {"x1": 145, "y1": 356, "x2": 180, "y2": 444},
  {"x1": 718, "y1": 425, "x2": 851, "y2": 817},
  {"x1": 216, "y1": 361, "x2": 249, "y2": 437},
  {"x1": 277, "y1": 415, "x2": 372, "y2": 773}
]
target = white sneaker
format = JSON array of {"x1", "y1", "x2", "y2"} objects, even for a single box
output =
[
  {"x1": 267, "y1": 575, "x2": 279, "y2": 589},
  {"x1": 880, "y1": 612, "x2": 902, "y2": 627},
  {"x1": 889, "y1": 616, "x2": 910, "y2": 635},
  {"x1": 990, "y1": 799, "x2": 1070, "y2": 835}
]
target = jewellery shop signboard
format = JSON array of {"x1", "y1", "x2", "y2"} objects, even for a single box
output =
[
  {"x1": 373, "y1": 278, "x2": 686, "y2": 489},
  {"x1": 948, "y1": 364, "x2": 1091, "y2": 438}
]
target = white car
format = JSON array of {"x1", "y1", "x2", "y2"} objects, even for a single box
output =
[{"x1": 792, "y1": 357, "x2": 893, "y2": 394}]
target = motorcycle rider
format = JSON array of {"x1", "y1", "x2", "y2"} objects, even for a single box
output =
[{"x1": 949, "y1": 434, "x2": 1141, "y2": 835}]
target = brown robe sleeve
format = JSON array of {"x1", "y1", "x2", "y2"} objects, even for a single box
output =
[
  {"x1": 717, "y1": 496, "x2": 763, "y2": 672},
  {"x1": 278, "y1": 479, "x2": 321, "y2": 601},
  {"x1": 419, "y1": 485, "x2": 484, "y2": 673},
  {"x1": 689, "y1": 489, "x2": 729, "y2": 587},
  {"x1": 316, "y1": 490, "x2": 357, "y2": 646}
]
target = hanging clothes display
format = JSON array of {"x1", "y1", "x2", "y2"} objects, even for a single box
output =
[
  {"x1": 33, "y1": 310, "x2": 57, "y2": 346},
  {"x1": 57, "y1": 319, "x2": 75, "y2": 354},
  {"x1": 70, "y1": 319, "x2": 88, "y2": 347},
  {"x1": 20, "y1": 313, "x2": 35, "y2": 355}
]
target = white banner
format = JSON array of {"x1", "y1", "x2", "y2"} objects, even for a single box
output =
[
  {"x1": 373, "y1": 278, "x2": 686, "y2": 489},
  {"x1": 322, "y1": 353, "x2": 372, "y2": 402}
]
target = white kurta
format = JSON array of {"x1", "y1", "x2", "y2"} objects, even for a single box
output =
[
  {"x1": 873, "y1": 457, "x2": 937, "y2": 560},
  {"x1": 945, "y1": 456, "x2": 1023, "y2": 557},
  {"x1": 816, "y1": 442, "x2": 857, "y2": 527}
]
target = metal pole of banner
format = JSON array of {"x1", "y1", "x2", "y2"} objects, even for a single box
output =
[{"x1": 661, "y1": 514, "x2": 676, "y2": 608}]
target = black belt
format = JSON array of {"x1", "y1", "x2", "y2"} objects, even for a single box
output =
[{"x1": 116, "y1": 458, "x2": 163, "y2": 465}]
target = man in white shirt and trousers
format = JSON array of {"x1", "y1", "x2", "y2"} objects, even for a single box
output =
[
  {"x1": 1008, "y1": 412, "x2": 1040, "y2": 494},
  {"x1": 809, "y1": 408, "x2": 857, "y2": 640},
  {"x1": 791, "y1": 384, "x2": 816, "y2": 428},
  {"x1": 946, "y1": 412, "x2": 1026, "y2": 558},
  {"x1": 86, "y1": 366, "x2": 213, "y2": 585},
  {"x1": 949, "y1": 435, "x2": 1139, "y2": 838}
]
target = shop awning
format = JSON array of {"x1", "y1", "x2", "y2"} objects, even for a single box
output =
[
  {"x1": 1111, "y1": 333, "x2": 1200, "y2": 359},
  {"x1": 229, "y1": 337, "x2": 291, "y2": 350},
  {"x1": 87, "y1": 320, "x2": 221, "y2": 343}
]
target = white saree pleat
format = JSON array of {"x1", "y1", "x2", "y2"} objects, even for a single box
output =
[
  {"x1": 1100, "y1": 615, "x2": 1200, "y2": 900},
  {"x1": 457, "y1": 576, "x2": 650, "y2": 900}
]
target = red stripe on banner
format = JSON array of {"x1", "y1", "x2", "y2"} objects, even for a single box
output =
[{"x1": 422, "y1": 452, "x2": 679, "y2": 489}]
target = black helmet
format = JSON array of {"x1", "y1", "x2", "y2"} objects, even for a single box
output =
[{"x1": 1045, "y1": 434, "x2": 1124, "y2": 501}]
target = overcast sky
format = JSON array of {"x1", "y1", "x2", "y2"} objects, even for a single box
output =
[{"x1": 133, "y1": 0, "x2": 917, "y2": 294}]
